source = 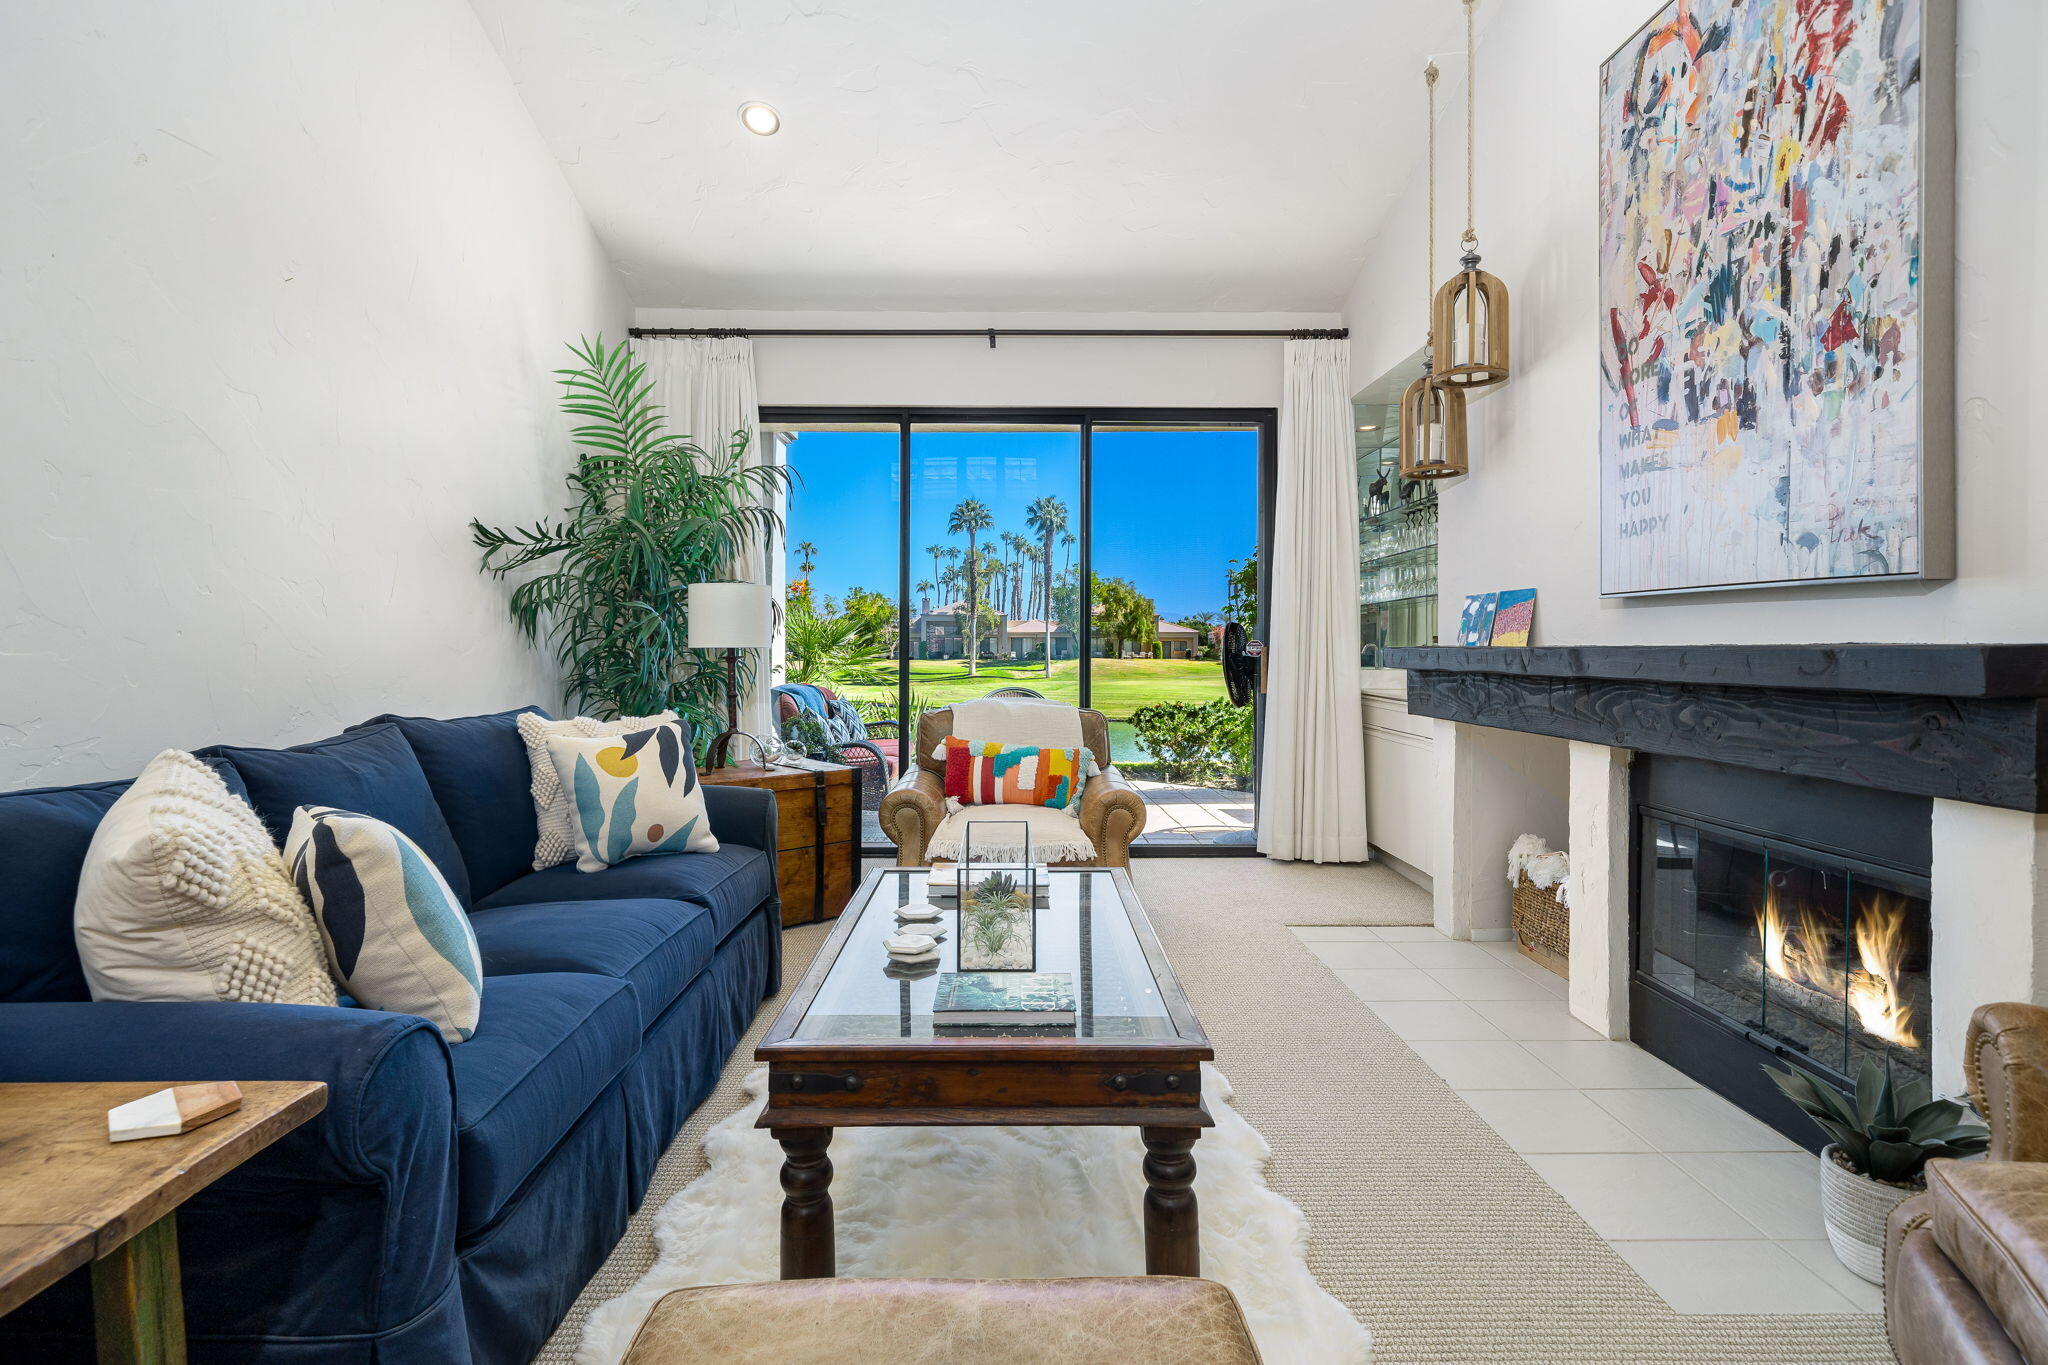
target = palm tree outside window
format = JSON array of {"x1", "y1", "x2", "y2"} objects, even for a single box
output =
[{"x1": 946, "y1": 498, "x2": 993, "y2": 675}]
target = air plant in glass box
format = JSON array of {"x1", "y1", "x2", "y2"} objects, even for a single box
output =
[{"x1": 956, "y1": 820, "x2": 1038, "y2": 972}]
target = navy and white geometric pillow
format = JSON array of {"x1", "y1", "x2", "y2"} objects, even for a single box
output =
[
  {"x1": 543, "y1": 719, "x2": 719, "y2": 874},
  {"x1": 285, "y1": 805, "x2": 482, "y2": 1043}
]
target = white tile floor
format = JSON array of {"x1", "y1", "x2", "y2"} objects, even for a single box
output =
[{"x1": 1291, "y1": 923, "x2": 1884, "y2": 1316}]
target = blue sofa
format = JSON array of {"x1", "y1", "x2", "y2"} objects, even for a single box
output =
[{"x1": 0, "y1": 708, "x2": 781, "y2": 1365}]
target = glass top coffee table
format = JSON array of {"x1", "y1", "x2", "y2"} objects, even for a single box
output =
[{"x1": 756, "y1": 866, "x2": 1213, "y2": 1279}]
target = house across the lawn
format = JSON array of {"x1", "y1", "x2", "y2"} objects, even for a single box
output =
[{"x1": 913, "y1": 604, "x2": 1204, "y2": 661}]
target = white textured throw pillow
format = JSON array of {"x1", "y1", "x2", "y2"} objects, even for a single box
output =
[
  {"x1": 544, "y1": 720, "x2": 719, "y2": 873},
  {"x1": 516, "y1": 710, "x2": 675, "y2": 870},
  {"x1": 286, "y1": 806, "x2": 482, "y2": 1043},
  {"x1": 73, "y1": 750, "x2": 338, "y2": 1006}
]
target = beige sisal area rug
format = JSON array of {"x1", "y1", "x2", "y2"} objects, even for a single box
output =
[{"x1": 538, "y1": 857, "x2": 1893, "y2": 1365}]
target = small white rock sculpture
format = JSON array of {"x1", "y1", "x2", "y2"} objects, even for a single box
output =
[{"x1": 884, "y1": 931, "x2": 940, "y2": 964}]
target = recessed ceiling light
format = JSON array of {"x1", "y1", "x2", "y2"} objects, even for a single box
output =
[
  {"x1": 1357, "y1": 424, "x2": 1380, "y2": 432},
  {"x1": 738, "y1": 102, "x2": 781, "y2": 136}
]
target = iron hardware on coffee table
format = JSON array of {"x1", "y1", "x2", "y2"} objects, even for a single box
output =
[{"x1": 755, "y1": 866, "x2": 1214, "y2": 1279}]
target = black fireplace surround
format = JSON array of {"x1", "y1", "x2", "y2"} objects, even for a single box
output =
[
  {"x1": 1385, "y1": 644, "x2": 2048, "y2": 1148},
  {"x1": 1632, "y1": 754, "x2": 1930, "y2": 1144}
]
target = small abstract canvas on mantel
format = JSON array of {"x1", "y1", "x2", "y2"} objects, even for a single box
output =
[
  {"x1": 1488, "y1": 589, "x2": 1535, "y2": 647},
  {"x1": 1597, "y1": 0, "x2": 1954, "y2": 596},
  {"x1": 1457, "y1": 593, "x2": 1498, "y2": 647}
]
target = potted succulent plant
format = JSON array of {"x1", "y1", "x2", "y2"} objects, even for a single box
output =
[{"x1": 1763, "y1": 1057, "x2": 1990, "y2": 1283}]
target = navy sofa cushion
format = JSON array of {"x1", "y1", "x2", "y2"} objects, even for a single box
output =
[
  {"x1": 450, "y1": 971, "x2": 640, "y2": 1236},
  {"x1": 203, "y1": 723, "x2": 472, "y2": 906},
  {"x1": 476, "y1": 846, "x2": 775, "y2": 945},
  {"x1": 0, "y1": 757, "x2": 250, "y2": 1005},
  {"x1": 353, "y1": 707, "x2": 548, "y2": 903},
  {"x1": 469, "y1": 898, "x2": 722, "y2": 1035},
  {"x1": 0, "y1": 779, "x2": 125, "y2": 1003}
]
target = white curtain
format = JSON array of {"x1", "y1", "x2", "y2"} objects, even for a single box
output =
[
  {"x1": 1257, "y1": 338, "x2": 1370, "y2": 863},
  {"x1": 633, "y1": 335, "x2": 780, "y2": 744}
]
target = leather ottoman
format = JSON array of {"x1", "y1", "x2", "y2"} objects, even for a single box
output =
[{"x1": 619, "y1": 1276, "x2": 1264, "y2": 1364}]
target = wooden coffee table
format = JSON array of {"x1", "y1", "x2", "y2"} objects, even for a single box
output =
[
  {"x1": 0, "y1": 1080, "x2": 327, "y2": 1363},
  {"x1": 756, "y1": 867, "x2": 1213, "y2": 1279}
]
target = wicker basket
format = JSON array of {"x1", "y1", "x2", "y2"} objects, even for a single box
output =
[{"x1": 1511, "y1": 872, "x2": 1569, "y2": 978}]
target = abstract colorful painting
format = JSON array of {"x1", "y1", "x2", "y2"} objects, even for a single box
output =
[
  {"x1": 1598, "y1": 0, "x2": 1952, "y2": 595},
  {"x1": 1489, "y1": 589, "x2": 1537, "y2": 647},
  {"x1": 1457, "y1": 593, "x2": 1498, "y2": 647}
]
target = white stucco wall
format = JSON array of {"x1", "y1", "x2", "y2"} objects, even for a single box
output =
[
  {"x1": 633, "y1": 309, "x2": 1341, "y2": 410},
  {"x1": 1343, "y1": 0, "x2": 2048, "y2": 647},
  {"x1": 1, "y1": 0, "x2": 632, "y2": 788}
]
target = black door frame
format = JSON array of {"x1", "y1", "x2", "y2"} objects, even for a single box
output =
[{"x1": 762, "y1": 405, "x2": 1277, "y2": 858}]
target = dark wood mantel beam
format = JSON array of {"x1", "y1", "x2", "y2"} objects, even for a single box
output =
[
  {"x1": 1384, "y1": 645, "x2": 2048, "y2": 700},
  {"x1": 1383, "y1": 645, "x2": 2048, "y2": 813}
]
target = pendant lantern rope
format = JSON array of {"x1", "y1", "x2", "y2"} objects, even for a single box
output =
[
  {"x1": 1464, "y1": 0, "x2": 1477, "y2": 249},
  {"x1": 1426, "y1": 60, "x2": 1439, "y2": 327},
  {"x1": 1402, "y1": 58, "x2": 1469, "y2": 480},
  {"x1": 1433, "y1": 0, "x2": 1511, "y2": 390}
]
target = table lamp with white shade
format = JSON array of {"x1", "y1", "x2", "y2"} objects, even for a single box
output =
[{"x1": 687, "y1": 581, "x2": 772, "y2": 768}]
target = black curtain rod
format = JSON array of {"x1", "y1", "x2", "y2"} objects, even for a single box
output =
[{"x1": 628, "y1": 326, "x2": 1347, "y2": 347}]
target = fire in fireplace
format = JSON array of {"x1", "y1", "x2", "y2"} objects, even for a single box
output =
[
  {"x1": 1632, "y1": 755, "x2": 1933, "y2": 1145},
  {"x1": 1759, "y1": 887, "x2": 1921, "y2": 1050}
]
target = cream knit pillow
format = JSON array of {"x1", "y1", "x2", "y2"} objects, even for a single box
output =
[
  {"x1": 517, "y1": 710, "x2": 676, "y2": 870},
  {"x1": 74, "y1": 750, "x2": 338, "y2": 1006}
]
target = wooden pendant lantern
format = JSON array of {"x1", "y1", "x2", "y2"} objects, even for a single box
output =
[
  {"x1": 1433, "y1": 251, "x2": 1510, "y2": 389},
  {"x1": 1398, "y1": 361, "x2": 1468, "y2": 480},
  {"x1": 1434, "y1": 0, "x2": 1510, "y2": 391}
]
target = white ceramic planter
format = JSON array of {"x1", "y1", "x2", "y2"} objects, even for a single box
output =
[{"x1": 1818, "y1": 1143, "x2": 1917, "y2": 1284}]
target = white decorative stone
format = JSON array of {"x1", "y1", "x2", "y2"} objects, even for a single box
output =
[
  {"x1": 895, "y1": 901, "x2": 943, "y2": 923},
  {"x1": 107, "y1": 1089, "x2": 184, "y2": 1143},
  {"x1": 884, "y1": 931, "x2": 939, "y2": 961}
]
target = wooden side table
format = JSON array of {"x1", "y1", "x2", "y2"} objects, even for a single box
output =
[
  {"x1": 0, "y1": 1080, "x2": 327, "y2": 1364},
  {"x1": 701, "y1": 760, "x2": 859, "y2": 926}
]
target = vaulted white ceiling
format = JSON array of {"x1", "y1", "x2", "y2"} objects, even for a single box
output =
[{"x1": 468, "y1": 1, "x2": 1477, "y2": 312}]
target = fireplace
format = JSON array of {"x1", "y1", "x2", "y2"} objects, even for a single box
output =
[
  {"x1": 1388, "y1": 643, "x2": 2048, "y2": 1113},
  {"x1": 1631, "y1": 754, "x2": 1932, "y2": 1146}
]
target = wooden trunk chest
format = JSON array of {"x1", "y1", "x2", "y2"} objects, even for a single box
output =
[{"x1": 699, "y1": 760, "x2": 858, "y2": 926}]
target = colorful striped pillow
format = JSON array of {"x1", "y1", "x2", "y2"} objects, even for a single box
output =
[{"x1": 941, "y1": 737, "x2": 1087, "y2": 811}]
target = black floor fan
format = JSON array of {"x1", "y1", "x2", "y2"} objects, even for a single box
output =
[{"x1": 1222, "y1": 621, "x2": 1263, "y2": 707}]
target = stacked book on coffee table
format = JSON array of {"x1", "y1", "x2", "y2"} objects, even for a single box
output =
[{"x1": 931, "y1": 971, "x2": 1074, "y2": 1029}]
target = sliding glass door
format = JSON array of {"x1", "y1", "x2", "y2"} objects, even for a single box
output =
[{"x1": 764, "y1": 409, "x2": 1270, "y2": 854}]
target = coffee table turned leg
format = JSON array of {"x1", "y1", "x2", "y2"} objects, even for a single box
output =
[
  {"x1": 1140, "y1": 1126, "x2": 1201, "y2": 1276},
  {"x1": 774, "y1": 1127, "x2": 835, "y2": 1279}
]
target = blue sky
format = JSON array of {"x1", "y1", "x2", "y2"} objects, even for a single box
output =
[{"x1": 782, "y1": 428, "x2": 1258, "y2": 621}]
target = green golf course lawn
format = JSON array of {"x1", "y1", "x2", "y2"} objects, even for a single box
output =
[
  {"x1": 834, "y1": 657, "x2": 1223, "y2": 716},
  {"x1": 834, "y1": 658, "x2": 1227, "y2": 764}
]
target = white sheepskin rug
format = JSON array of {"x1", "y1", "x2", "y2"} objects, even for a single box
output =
[{"x1": 576, "y1": 1064, "x2": 1370, "y2": 1364}]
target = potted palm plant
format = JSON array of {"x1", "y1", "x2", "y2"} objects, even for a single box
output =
[
  {"x1": 1764, "y1": 1056, "x2": 1990, "y2": 1283},
  {"x1": 471, "y1": 337, "x2": 790, "y2": 741}
]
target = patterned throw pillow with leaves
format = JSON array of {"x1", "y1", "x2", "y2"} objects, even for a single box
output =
[{"x1": 543, "y1": 721, "x2": 719, "y2": 873}]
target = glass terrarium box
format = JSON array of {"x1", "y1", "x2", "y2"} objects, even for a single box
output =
[{"x1": 955, "y1": 820, "x2": 1040, "y2": 971}]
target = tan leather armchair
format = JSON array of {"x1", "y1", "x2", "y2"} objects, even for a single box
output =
[
  {"x1": 878, "y1": 706, "x2": 1147, "y2": 868},
  {"x1": 1886, "y1": 1002, "x2": 2048, "y2": 1364}
]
